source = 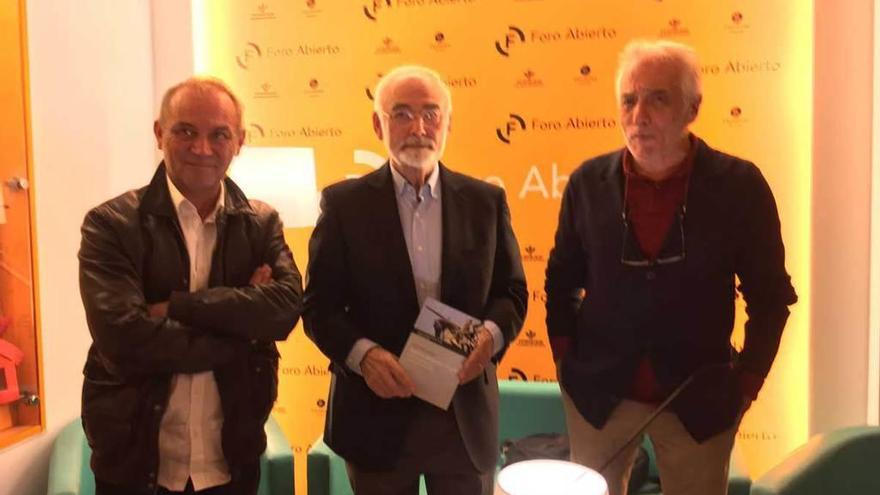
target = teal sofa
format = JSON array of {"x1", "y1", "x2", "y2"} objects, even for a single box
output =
[
  {"x1": 750, "y1": 426, "x2": 880, "y2": 495},
  {"x1": 46, "y1": 416, "x2": 294, "y2": 495},
  {"x1": 307, "y1": 380, "x2": 751, "y2": 495}
]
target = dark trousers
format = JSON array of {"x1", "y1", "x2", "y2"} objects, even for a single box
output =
[{"x1": 345, "y1": 401, "x2": 494, "y2": 495}]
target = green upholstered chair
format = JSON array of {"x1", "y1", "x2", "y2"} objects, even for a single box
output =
[
  {"x1": 46, "y1": 416, "x2": 294, "y2": 495},
  {"x1": 307, "y1": 380, "x2": 751, "y2": 495},
  {"x1": 750, "y1": 426, "x2": 880, "y2": 495}
]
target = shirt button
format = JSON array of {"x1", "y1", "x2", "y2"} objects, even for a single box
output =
[
  {"x1": 153, "y1": 404, "x2": 162, "y2": 413},
  {"x1": 646, "y1": 271, "x2": 656, "y2": 281},
  {"x1": 417, "y1": 246, "x2": 423, "y2": 252}
]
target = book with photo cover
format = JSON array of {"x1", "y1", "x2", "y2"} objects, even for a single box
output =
[
  {"x1": 399, "y1": 297, "x2": 481, "y2": 409},
  {"x1": 413, "y1": 297, "x2": 481, "y2": 356}
]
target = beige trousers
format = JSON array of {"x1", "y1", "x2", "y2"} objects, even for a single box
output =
[{"x1": 562, "y1": 389, "x2": 739, "y2": 495}]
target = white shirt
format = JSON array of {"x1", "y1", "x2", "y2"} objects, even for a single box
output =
[{"x1": 157, "y1": 176, "x2": 231, "y2": 491}]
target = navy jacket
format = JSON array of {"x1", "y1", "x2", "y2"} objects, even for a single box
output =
[{"x1": 545, "y1": 138, "x2": 797, "y2": 442}]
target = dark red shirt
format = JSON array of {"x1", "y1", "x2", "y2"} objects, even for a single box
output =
[{"x1": 623, "y1": 140, "x2": 695, "y2": 402}]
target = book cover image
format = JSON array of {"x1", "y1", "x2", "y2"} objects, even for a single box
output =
[{"x1": 413, "y1": 297, "x2": 480, "y2": 356}]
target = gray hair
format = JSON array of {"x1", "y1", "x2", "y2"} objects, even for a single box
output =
[
  {"x1": 615, "y1": 39, "x2": 702, "y2": 105},
  {"x1": 372, "y1": 65, "x2": 453, "y2": 114},
  {"x1": 158, "y1": 76, "x2": 244, "y2": 132}
]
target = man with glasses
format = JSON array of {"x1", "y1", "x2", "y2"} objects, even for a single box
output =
[
  {"x1": 304, "y1": 65, "x2": 527, "y2": 495},
  {"x1": 545, "y1": 40, "x2": 797, "y2": 495}
]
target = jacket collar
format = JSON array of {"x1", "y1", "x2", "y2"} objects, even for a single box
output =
[{"x1": 140, "y1": 162, "x2": 255, "y2": 217}]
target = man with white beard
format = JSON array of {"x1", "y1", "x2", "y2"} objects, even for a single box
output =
[{"x1": 303, "y1": 65, "x2": 527, "y2": 495}]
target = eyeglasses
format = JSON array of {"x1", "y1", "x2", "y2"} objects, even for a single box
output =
[
  {"x1": 620, "y1": 205, "x2": 686, "y2": 267},
  {"x1": 383, "y1": 108, "x2": 443, "y2": 128}
]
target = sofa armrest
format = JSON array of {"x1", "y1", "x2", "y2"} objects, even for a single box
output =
[
  {"x1": 47, "y1": 418, "x2": 94, "y2": 495},
  {"x1": 750, "y1": 426, "x2": 880, "y2": 495},
  {"x1": 259, "y1": 416, "x2": 294, "y2": 495},
  {"x1": 308, "y1": 436, "x2": 353, "y2": 495},
  {"x1": 498, "y1": 380, "x2": 567, "y2": 441}
]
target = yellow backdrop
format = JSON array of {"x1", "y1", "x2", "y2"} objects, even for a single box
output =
[{"x1": 193, "y1": 1, "x2": 812, "y2": 492}]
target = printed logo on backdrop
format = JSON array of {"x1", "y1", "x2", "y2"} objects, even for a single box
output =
[
  {"x1": 484, "y1": 163, "x2": 568, "y2": 200},
  {"x1": 363, "y1": 0, "x2": 392, "y2": 20},
  {"x1": 236, "y1": 42, "x2": 262, "y2": 69},
  {"x1": 235, "y1": 41, "x2": 341, "y2": 69},
  {"x1": 365, "y1": 72, "x2": 384, "y2": 101},
  {"x1": 495, "y1": 112, "x2": 616, "y2": 144},
  {"x1": 574, "y1": 64, "x2": 598, "y2": 85},
  {"x1": 516, "y1": 329, "x2": 546, "y2": 348},
  {"x1": 724, "y1": 106, "x2": 748, "y2": 126},
  {"x1": 496, "y1": 25, "x2": 616, "y2": 57},
  {"x1": 495, "y1": 113, "x2": 526, "y2": 144},
  {"x1": 737, "y1": 429, "x2": 779, "y2": 442},
  {"x1": 660, "y1": 18, "x2": 690, "y2": 37},
  {"x1": 507, "y1": 366, "x2": 554, "y2": 382},
  {"x1": 700, "y1": 59, "x2": 782, "y2": 77},
  {"x1": 363, "y1": 0, "x2": 476, "y2": 21},
  {"x1": 508, "y1": 367, "x2": 528, "y2": 381},
  {"x1": 254, "y1": 82, "x2": 279, "y2": 99},
  {"x1": 302, "y1": 0, "x2": 322, "y2": 17},
  {"x1": 446, "y1": 75, "x2": 478, "y2": 89},
  {"x1": 246, "y1": 122, "x2": 343, "y2": 143},
  {"x1": 311, "y1": 397, "x2": 328, "y2": 415},
  {"x1": 305, "y1": 78, "x2": 324, "y2": 97},
  {"x1": 515, "y1": 70, "x2": 544, "y2": 89},
  {"x1": 495, "y1": 26, "x2": 525, "y2": 57},
  {"x1": 531, "y1": 289, "x2": 547, "y2": 304},
  {"x1": 247, "y1": 123, "x2": 267, "y2": 142},
  {"x1": 725, "y1": 11, "x2": 750, "y2": 34},
  {"x1": 431, "y1": 32, "x2": 451, "y2": 51},
  {"x1": 376, "y1": 37, "x2": 402, "y2": 55},
  {"x1": 251, "y1": 3, "x2": 277, "y2": 21},
  {"x1": 281, "y1": 364, "x2": 332, "y2": 377},
  {"x1": 522, "y1": 245, "x2": 545, "y2": 262}
]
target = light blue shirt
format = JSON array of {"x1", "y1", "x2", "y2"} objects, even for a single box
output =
[{"x1": 345, "y1": 163, "x2": 504, "y2": 374}]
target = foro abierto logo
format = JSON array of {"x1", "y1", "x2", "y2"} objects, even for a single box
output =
[
  {"x1": 363, "y1": 0, "x2": 392, "y2": 21},
  {"x1": 236, "y1": 42, "x2": 262, "y2": 69},
  {"x1": 248, "y1": 123, "x2": 266, "y2": 140},
  {"x1": 508, "y1": 368, "x2": 528, "y2": 381},
  {"x1": 495, "y1": 26, "x2": 525, "y2": 57},
  {"x1": 496, "y1": 113, "x2": 526, "y2": 144}
]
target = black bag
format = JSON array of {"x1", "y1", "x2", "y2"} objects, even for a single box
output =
[{"x1": 500, "y1": 433, "x2": 650, "y2": 494}]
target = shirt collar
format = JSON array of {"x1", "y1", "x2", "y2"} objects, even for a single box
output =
[
  {"x1": 166, "y1": 174, "x2": 225, "y2": 222},
  {"x1": 390, "y1": 162, "x2": 441, "y2": 199}
]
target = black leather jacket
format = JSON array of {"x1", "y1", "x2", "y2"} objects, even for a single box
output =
[{"x1": 78, "y1": 164, "x2": 302, "y2": 494}]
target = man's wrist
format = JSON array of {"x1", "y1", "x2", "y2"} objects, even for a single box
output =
[
  {"x1": 482, "y1": 320, "x2": 504, "y2": 356},
  {"x1": 346, "y1": 338, "x2": 379, "y2": 375}
]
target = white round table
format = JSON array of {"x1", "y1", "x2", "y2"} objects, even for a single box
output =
[{"x1": 495, "y1": 459, "x2": 608, "y2": 495}]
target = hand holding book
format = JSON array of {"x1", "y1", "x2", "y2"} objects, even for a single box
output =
[{"x1": 457, "y1": 326, "x2": 494, "y2": 384}]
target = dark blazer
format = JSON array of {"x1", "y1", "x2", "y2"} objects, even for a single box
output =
[
  {"x1": 545, "y1": 138, "x2": 797, "y2": 442},
  {"x1": 304, "y1": 163, "x2": 527, "y2": 471}
]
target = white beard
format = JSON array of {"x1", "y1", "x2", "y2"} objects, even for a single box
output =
[{"x1": 396, "y1": 146, "x2": 438, "y2": 170}]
